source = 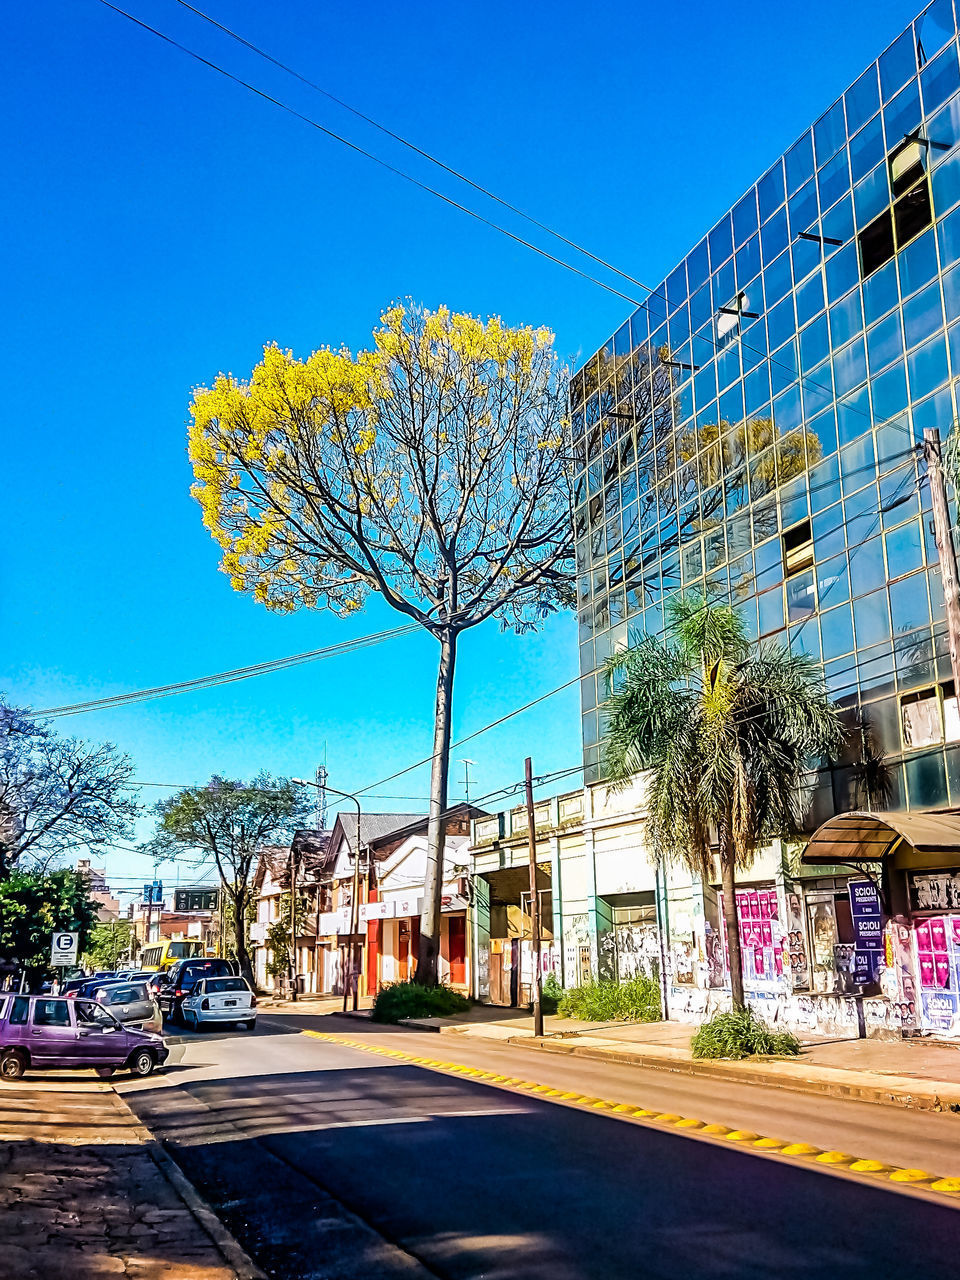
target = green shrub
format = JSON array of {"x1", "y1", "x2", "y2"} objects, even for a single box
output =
[
  {"x1": 541, "y1": 971, "x2": 563, "y2": 1015},
  {"x1": 371, "y1": 980, "x2": 471, "y2": 1024},
  {"x1": 691, "y1": 1006, "x2": 801, "y2": 1060},
  {"x1": 557, "y1": 974, "x2": 661, "y2": 1023}
]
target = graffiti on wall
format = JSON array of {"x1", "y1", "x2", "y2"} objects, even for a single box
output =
[
  {"x1": 597, "y1": 923, "x2": 660, "y2": 984},
  {"x1": 668, "y1": 986, "x2": 906, "y2": 1038}
]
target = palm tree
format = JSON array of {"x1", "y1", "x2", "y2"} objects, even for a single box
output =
[{"x1": 602, "y1": 596, "x2": 842, "y2": 1008}]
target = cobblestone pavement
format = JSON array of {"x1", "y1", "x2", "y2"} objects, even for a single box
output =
[{"x1": 0, "y1": 1079, "x2": 239, "y2": 1280}]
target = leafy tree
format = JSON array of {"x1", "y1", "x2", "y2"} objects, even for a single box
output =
[
  {"x1": 0, "y1": 697, "x2": 139, "y2": 876},
  {"x1": 602, "y1": 596, "x2": 841, "y2": 1007},
  {"x1": 0, "y1": 868, "x2": 97, "y2": 989},
  {"x1": 147, "y1": 775, "x2": 309, "y2": 983},
  {"x1": 188, "y1": 303, "x2": 573, "y2": 984},
  {"x1": 85, "y1": 919, "x2": 134, "y2": 970}
]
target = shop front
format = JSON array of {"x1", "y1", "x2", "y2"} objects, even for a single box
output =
[
  {"x1": 363, "y1": 892, "x2": 470, "y2": 992},
  {"x1": 803, "y1": 808, "x2": 960, "y2": 1038},
  {"x1": 480, "y1": 865, "x2": 554, "y2": 1007}
]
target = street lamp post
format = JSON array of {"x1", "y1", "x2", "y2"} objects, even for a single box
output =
[{"x1": 292, "y1": 779, "x2": 363, "y2": 1012}]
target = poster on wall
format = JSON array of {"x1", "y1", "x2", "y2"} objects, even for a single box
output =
[
  {"x1": 719, "y1": 889, "x2": 782, "y2": 988},
  {"x1": 784, "y1": 891, "x2": 809, "y2": 990},
  {"x1": 913, "y1": 914, "x2": 960, "y2": 1035},
  {"x1": 848, "y1": 879, "x2": 884, "y2": 983}
]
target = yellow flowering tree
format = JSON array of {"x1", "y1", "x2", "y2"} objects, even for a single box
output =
[{"x1": 188, "y1": 303, "x2": 573, "y2": 985}]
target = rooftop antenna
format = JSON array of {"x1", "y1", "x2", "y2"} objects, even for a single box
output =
[
  {"x1": 460, "y1": 759, "x2": 476, "y2": 803},
  {"x1": 315, "y1": 759, "x2": 328, "y2": 829}
]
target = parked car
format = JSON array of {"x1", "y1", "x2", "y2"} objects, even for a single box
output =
[
  {"x1": 158, "y1": 958, "x2": 237, "y2": 1024},
  {"x1": 64, "y1": 975, "x2": 116, "y2": 1000},
  {"x1": 181, "y1": 976, "x2": 257, "y2": 1031},
  {"x1": 91, "y1": 980, "x2": 163, "y2": 1035},
  {"x1": 0, "y1": 995, "x2": 168, "y2": 1080}
]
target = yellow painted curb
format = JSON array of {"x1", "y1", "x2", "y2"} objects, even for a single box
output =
[{"x1": 296, "y1": 1028, "x2": 960, "y2": 1201}]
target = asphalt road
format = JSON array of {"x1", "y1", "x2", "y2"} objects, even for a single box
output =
[{"x1": 118, "y1": 1012, "x2": 960, "y2": 1280}]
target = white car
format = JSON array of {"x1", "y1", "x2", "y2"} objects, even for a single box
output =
[{"x1": 181, "y1": 977, "x2": 257, "y2": 1031}]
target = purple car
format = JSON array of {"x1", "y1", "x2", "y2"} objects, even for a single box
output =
[{"x1": 0, "y1": 994, "x2": 168, "y2": 1080}]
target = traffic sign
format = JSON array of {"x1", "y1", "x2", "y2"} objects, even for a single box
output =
[{"x1": 50, "y1": 931, "x2": 79, "y2": 967}]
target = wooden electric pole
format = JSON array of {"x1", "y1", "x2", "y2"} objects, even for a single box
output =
[
  {"x1": 524, "y1": 757, "x2": 544, "y2": 1038},
  {"x1": 923, "y1": 427, "x2": 960, "y2": 695}
]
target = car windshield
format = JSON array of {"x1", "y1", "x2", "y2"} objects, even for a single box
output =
[{"x1": 205, "y1": 978, "x2": 247, "y2": 994}]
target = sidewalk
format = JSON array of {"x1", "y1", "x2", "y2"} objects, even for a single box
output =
[
  {"x1": 399, "y1": 1006, "x2": 960, "y2": 1112},
  {"x1": 0, "y1": 1077, "x2": 254, "y2": 1280}
]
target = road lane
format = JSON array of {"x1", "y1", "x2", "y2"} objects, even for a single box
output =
[{"x1": 118, "y1": 1015, "x2": 960, "y2": 1280}]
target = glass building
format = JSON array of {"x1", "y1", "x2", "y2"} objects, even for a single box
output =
[{"x1": 570, "y1": 0, "x2": 960, "y2": 825}]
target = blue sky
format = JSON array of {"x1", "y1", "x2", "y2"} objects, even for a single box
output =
[{"x1": 2, "y1": 0, "x2": 920, "y2": 896}]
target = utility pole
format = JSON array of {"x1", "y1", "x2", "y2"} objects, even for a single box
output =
[
  {"x1": 346, "y1": 813, "x2": 363, "y2": 1013},
  {"x1": 288, "y1": 844, "x2": 299, "y2": 1002},
  {"x1": 523, "y1": 757, "x2": 544, "y2": 1038},
  {"x1": 923, "y1": 427, "x2": 960, "y2": 694}
]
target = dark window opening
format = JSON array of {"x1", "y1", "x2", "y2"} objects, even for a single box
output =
[
  {"x1": 782, "y1": 518, "x2": 814, "y2": 573},
  {"x1": 859, "y1": 210, "x2": 895, "y2": 277},
  {"x1": 894, "y1": 181, "x2": 933, "y2": 246}
]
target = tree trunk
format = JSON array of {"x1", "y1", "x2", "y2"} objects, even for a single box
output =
[
  {"x1": 415, "y1": 628, "x2": 457, "y2": 987},
  {"x1": 720, "y1": 843, "x2": 745, "y2": 1010},
  {"x1": 233, "y1": 888, "x2": 254, "y2": 986}
]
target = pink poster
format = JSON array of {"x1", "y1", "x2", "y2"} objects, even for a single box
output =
[
  {"x1": 775, "y1": 948, "x2": 784, "y2": 976},
  {"x1": 748, "y1": 891, "x2": 760, "y2": 918},
  {"x1": 935, "y1": 954, "x2": 951, "y2": 988},
  {"x1": 916, "y1": 921, "x2": 933, "y2": 951},
  {"x1": 754, "y1": 946, "x2": 765, "y2": 977},
  {"x1": 952, "y1": 918, "x2": 960, "y2": 947},
  {"x1": 768, "y1": 895, "x2": 779, "y2": 921},
  {"x1": 758, "y1": 892, "x2": 771, "y2": 919},
  {"x1": 918, "y1": 952, "x2": 936, "y2": 987},
  {"x1": 930, "y1": 918, "x2": 947, "y2": 950},
  {"x1": 761, "y1": 920, "x2": 773, "y2": 946}
]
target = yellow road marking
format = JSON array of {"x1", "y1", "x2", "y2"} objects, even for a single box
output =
[{"x1": 299, "y1": 1029, "x2": 960, "y2": 1200}]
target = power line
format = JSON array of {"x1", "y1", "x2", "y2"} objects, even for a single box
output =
[
  {"x1": 172, "y1": 0, "x2": 651, "y2": 298},
  {"x1": 161, "y1": 0, "x2": 919, "y2": 452},
  {"x1": 35, "y1": 622, "x2": 419, "y2": 718},
  {"x1": 94, "y1": 0, "x2": 642, "y2": 307}
]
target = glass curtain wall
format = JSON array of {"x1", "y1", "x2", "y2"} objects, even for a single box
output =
[{"x1": 571, "y1": 0, "x2": 960, "y2": 816}]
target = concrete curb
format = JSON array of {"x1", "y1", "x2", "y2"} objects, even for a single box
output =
[
  {"x1": 502, "y1": 1035, "x2": 960, "y2": 1113},
  {"x1": 110, "y1": 1087, "x2": 266, "y2": 1280},
  {"x1": 148, "y1": 1141, "x2": 268, "y2": 1280}
]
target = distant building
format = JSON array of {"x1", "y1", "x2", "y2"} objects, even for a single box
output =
[{"x1": 76, "y1": 857, "x2": 120, "y2": 922}]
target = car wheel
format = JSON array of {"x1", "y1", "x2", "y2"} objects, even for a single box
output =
[
  {"x1": 129, "y1": 1049, "x2": 155, "y2": 1078},
  {"x1": 0, "y1": 1050, "x2": 26, "y2": 1081},
  {"x1": 241, "y1": 1020, "x2": 256, "y2": 1031}
]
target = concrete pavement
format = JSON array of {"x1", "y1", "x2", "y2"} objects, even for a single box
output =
[
  {"x1": 115, "y1": 1012, "x2": 960, "y2": 1279},
  {"x1": 0, "y1": 1076, "x2": 251, "y2": 1280}
]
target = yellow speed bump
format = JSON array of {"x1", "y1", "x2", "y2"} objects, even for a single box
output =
[
  {"x1": 297, "y1": 1028, "x2": 960, "y2": 1200},
  {"x1": 889, "y1": 1169, "x2": 938, "y2": 1184}
]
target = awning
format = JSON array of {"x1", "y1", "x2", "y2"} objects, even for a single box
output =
[{"x1": 803, "y1": 809, "x2": 960, "y2": 871}]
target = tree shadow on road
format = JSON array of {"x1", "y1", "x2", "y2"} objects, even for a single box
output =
[{"x1": 123, "y1": 1060, "x2": 960, "y2": 1280}]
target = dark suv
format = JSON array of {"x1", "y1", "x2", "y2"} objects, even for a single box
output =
[{"x1": 158, "y1": 958, "x2": 237, "y2": 1024}]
